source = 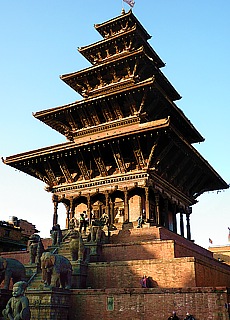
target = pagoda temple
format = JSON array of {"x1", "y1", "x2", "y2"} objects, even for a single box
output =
[
  {"x1": 2, "y1": 10, "x2": 230, "y2": 320},
  {"x1": 4, "y1": 10, "x2": 228, "y2": 239}
]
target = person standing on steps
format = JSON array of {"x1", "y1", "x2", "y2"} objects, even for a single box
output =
[
  {"x1": 140, "y1": 275, "x2": 147, "y2": 288},
  {"x1": 79, "y1": 213, "x2": 85, "y2": 233},
  {"x1": 168, "y1": 311, "x2": 180, "y2": 320},
  {"x1": 184, "y1": 312, "x2": 195, "y2": 320}
]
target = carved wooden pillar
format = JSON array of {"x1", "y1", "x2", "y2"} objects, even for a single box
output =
[
  {"x1": 52, "y1": 195, "x2": 58, "y2": 226},
  {"x1": 180, "y1": 210, "x2": 184, "y2": 237},
  {"x1": 145, "y1": 187, "x2": 150, "y2": 222},
  {"x1": 87, "y1": 194, "x2": 91, "y2": 224},
  {"x1": 124, "y1": 188, "x2": 129, "y2": 222},
  {"x1": 70, "y1": 197, "x2": 75, "y2": 220},
  {"x1": 155, "y1": 193, "x2": 160, "y2": 225},
  {"x1": 65, "y1": 202, "x2": 70, "y2": 229},
  {"x1": 173, "y1": 203, "x2": 177, "y2": 233},
  {"x1": 186, "y1": 207, "x2": 192, "y2": 240},
  {"x1": 163, "y1": 198, "x2": 169, "y2": 228},
  {"x1": 105, "y1": 191, "x2": 110, "y2": 217},
  {"x1": 110, "y1": 199, "x2": 114, "y2": 224}
]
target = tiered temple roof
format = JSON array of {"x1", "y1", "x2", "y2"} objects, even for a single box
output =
[{"x1": 4, "y1": 10, "x2": 228, "y2": 236}]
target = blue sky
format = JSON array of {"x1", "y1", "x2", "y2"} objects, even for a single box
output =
[{"x1": 0, "y1": 0, "x2": 229, "y2": 248}]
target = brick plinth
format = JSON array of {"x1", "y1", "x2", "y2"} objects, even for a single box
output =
[
  {"x1": 69, "y1": 287, "x2": 230, "y2": 320},
  {"x1": 71, "y1": 260, "x2": 88, "y2": 289},
  {"x1": 27, "y1": 288, "x2": 70, "y2": 320},
  {"x1": 87, "y1": 257, "x2": 230, "y2": 289}
]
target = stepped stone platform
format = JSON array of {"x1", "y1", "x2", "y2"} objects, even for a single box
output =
[{"x1": 1, "y1": 226, "x2": 230, "y2": 319}]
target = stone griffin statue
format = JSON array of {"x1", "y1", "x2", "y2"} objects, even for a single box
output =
[
  {"x1": 2, "y1": 281, "x2": 31, "y2": 320},
  {"x1": 28, "y1": 234, "x2": 44, "y2": 265}
]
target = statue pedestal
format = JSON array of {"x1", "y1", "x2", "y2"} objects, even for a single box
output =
[
  {"x1": 122, "y1": 221, "x2": 133, "y2": 230},
  {"x1": 0, "y1": 289, "x2": 12, "y2": 320},
  {"x1": 85, "y1": 242, "x2": 102, "y2": 262},
  {"x1": 27, "y1": 287, "x2": 70, "y2": 320},
  {"x1": 71, "y1": 260, "x2": 88, "y2": 289}
]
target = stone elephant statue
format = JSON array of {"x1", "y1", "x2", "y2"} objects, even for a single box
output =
[
  {"x1": 0, "y1": 257, "x2": 26, "y2": 290},
  {"x1": 41, "y1": 252, "x2": 72, "y2": 289}
]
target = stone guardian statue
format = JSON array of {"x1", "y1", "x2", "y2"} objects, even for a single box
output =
[{"x1": 2, "y1": 281, "x2": 31, "y2": 320}]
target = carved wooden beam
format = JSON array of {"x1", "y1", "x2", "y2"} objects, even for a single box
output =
[
  {"x1": 87, "y1": 104, "x2": 101, "y2": 126},
  {"x1": 78, "y1": 107, "x2": 92, "y2": 128},
  {"x1": 110, "y1": 142, "x2": 126, "y2": 174},
  {"x1": 65, "y1": 111, "x2": 79, "y2": 131},
  {"x1": 75, "y1": 152, "x2": 90, "y2": 180},
  {"x1": 101, "y1": 101, "x2": 114, "y2": 122},
  {"x1": 29, "y1": 168, "x2": 51, "y2": 185},
  {"x1": 43, "y1": 160, "x2": 57, "y2": 186},
  {"x1": 92, "y1": 147, "x2": 108, "y2": 177},
  {"x1": 132, "y1": 137, "x2": 145, "y2": 169},
  {"x1": 151, "y1": 140, "x2": 174, "y2": 170},
  {"x1": 147, "y1": 136, "x2": 159, "y2": 169},
  {"x1": 46, "y1": 118, "x2": 72, "y2": 136},
  {"x1": 189, "y1": 174, "x2": 208, "y2": 197},
  {"x1": 57, "y1": 158, "x2": 74, "y2": 184},
  {"x1": 169, "y1": 156, "x2": 191, "y2": 183},
  {"x1": 109, "y1": 100, "x2": 124, "y2": 119},
  {"x1": 179, "y1": 163, "x2": 200, "y2": 191},
  {"x1": 161, "y1": 152, "x2": 187, "y2": 181},
  {"x1": 125, "y1": 94, "x2": 138, "y2": 114},
  {"x1": 138, "y1": 88, "x2": 148, "y2": 114},
  {"x1": 183, "y1": 167, "x2": 205, "y2": 195}
]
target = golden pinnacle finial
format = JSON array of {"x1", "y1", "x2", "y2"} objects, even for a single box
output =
[{"x1": 121, "y1": 8, "x2": 125, "y2": 15}]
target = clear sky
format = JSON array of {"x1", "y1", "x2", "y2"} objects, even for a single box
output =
[{"x1": 0, "y1": 0, "x2": 229, "y2": 249}]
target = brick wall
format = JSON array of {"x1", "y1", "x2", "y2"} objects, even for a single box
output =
[
  {"x1": 159, "y1": 227, "x2": 213, "y2": 258},
  {"x1": 100, "y1": 240, "x2": 175, "y2": 261},
  {"x1": 0, "y1": 238, "x2": 51, "y2": 263},
  {"x1": 0, "y1": 250, "x2": 30, "y2": 264},
  {"x1": 195, "y1": 258, "x2": 230, "y2": 287},
  {"x1": 86, "y1": 258, "x2": 197, "y2": 289},
  {"x1": 69, "y1": 287, "x2": 230, "y2": 320},
  {"x1": 87, "y1": 256, "x2": 230, "y2": 289}
]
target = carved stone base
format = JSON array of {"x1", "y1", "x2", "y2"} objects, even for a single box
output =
[
  {"x1": 0, "y1": 289, "x2": 12, "y2": 320},
  {"x1": 85, "y1": 242, "x2": 102, "y2": 262},
  {"x1": 71, "y1": 260, "x2": 88, "y2": 289},
  {"x1": 27, "y1": 288, "x2": 70, "y2": 320}
]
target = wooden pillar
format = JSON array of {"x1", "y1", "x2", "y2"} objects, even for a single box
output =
[
  {"x1": 145, "y1": 187, "x2": 150, "y2": 222},
  {"x1": 155, "y1": 193, "x2": 160, "y2": 225},
  {"x1": 87, "y1": 194, "x2": 91, "y2": 224},
  {"x1": 124, "y1": 188, "x2": 129, "y2": 222},
  {"x1": 173, "y1": 203, "x2": 177, "y2": 233},
  {"x1": 65, "y1": 202, "x2": 70, "y2": 229},
  {"x1": 180, "y1": 210, "x2": 184, "y2": 237},
  {"x1": 70, "y1": 197, "x2": 75, "y2": 220},
  {"x1": 163, "y1": 198, "x2": 169, "y2": 228},
  {"x1": 52, "y1": 195, "x2": 58, "y2": 226},
  {"x1": 186, "y1": 207, "x2": 192, "y2": 240},
  {"x1": 110, "y1": 199, "x2": 114, "y2": 224},
  {"x1": 105, "y1": 191, "x2": 110, "y2": 217}
]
